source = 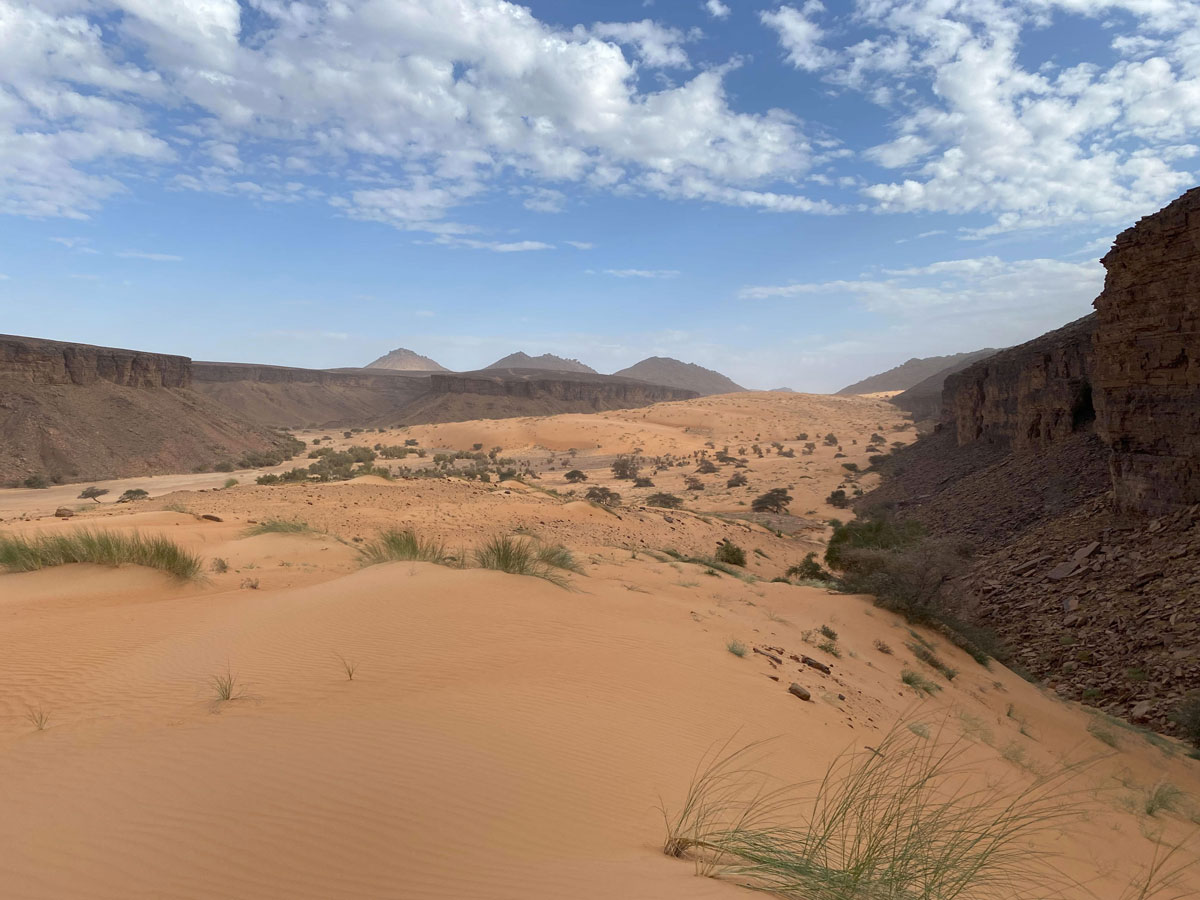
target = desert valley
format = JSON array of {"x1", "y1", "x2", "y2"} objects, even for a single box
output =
[
  {"x1": 4, "y1": 2, "x2": 1200, "y2": 897},
  {"x1": 1, "y1": 188, "x2": 1199, "y2": 899}
]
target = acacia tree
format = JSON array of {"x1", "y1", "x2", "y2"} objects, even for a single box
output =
[
  {"x1": 610, "y1": 455, "x2": 639, "y2": 480},
  {"x1": 585, "y1": 486, "x2": 621, "y2": 507},
  {"x1": 564, "y1": 469, "x2": 588, "y2": 483},
  {"x1": 78, "y1": 486, "x2": 109, "y2": 503},
  {"x1": 751, "y1": 487, "x2": 792, "y2": 513}
]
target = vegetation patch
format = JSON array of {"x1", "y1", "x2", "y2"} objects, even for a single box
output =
[
  {"x1": 0, "y1": 529, "x2": 202, "y2": 580},
  {"x1": 358, "y1": 528, "x2": 449, "y2": 566}
]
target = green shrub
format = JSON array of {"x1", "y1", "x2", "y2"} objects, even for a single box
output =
[
  {"x1": 727, "y1": 472, "x2": 748, "y2": 488},
  {"x1": 785, "y1": 552, "x2": 830, "y2": 582},
  {"x1": 475, "y1": 535, "x2": 572, "y2": 586},
  {"x1": 0, "y1": 529, "x2": 202, "y2": 579},
  {"x1": 586, "y1": 486, "x2": 621, "y2": 507},
  {"x1": 117, "y1": 488, "x2": 150, "y2": 503},
  {"x1": 647, "y1": 493, "x2": 683, "y2": 509},
  {"x1": 751, "y1": 488, "x2": 792, "y2": 513},
  {"x1": 564, "y1": 469, "x2": 588, "y2": 483},
  {"x1": 214, "y1": 461, "x2": 235, "y2": 473},
  {"x1": 245, "y1": 519, "x2": 312, "y2": 535},
  {"x1": 23, "y1": 474, "x2": 49, "y2": 489},
  {"x1": 78, "y1": 486, "x2": 109, "y2": 502},
  {"x1": 726, "y1": 639, "x2": 747, "y2": 658},
  {"x1": 715, "y1": 541, "x2": 746, "y2": 567},
  {"x1": 824, "y1": 515, "x2": 925, "y2": 569}
]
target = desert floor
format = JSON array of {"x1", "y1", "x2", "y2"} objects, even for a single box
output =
[{"x1": 2, "y1": 393, "x2": 1198, "y2": 899}]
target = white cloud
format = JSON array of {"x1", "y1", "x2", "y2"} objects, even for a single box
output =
[
  {"x1": 522, "y1": 187, "x2": 566, "y2": 214},
  {"x1": 705, "y1": 1, "x2": 732, "y2": 20},
  {"x1": 760, "y1": 3, "x2": 835, "y2": 72},
  {"x1": 1, "y1": 0, "x2": 817, "y2": 233},
  {"x1": 117, "y1": 250, "x2": 182, "y2": 261},
  {"x1": 602, "y1": 268, "x2": 681, "y2": 278},
  {"x1": 445, "y1": 238, "x2": 555, "y2": 252},
  {"x1": 564, "y1": 240, "x2": 594, "y2": 249}
]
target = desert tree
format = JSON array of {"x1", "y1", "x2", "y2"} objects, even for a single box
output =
[
  {"x1": 564, "y1": 469, "x2": 588, "y2": 483},
  {"x1": 752, "y1": 487, "x2": 792, "y2": 513},
  {"x1": 78, "y1": 486, "x2": 109, "y2": 503}
]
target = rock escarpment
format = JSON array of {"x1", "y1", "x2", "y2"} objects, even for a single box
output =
[
  {"x1": 944, "y1": 316, "x2": 1096, "y2": 451},
  {"x1": 430, "y1": 370, "x2": 695, "y2": 404},
  {"x1": 0, "y1": 334, "x2": 191, "y2": 388},
  {"x1": 1094, "y1": 187, "x2": 1200, "y2": 514}
]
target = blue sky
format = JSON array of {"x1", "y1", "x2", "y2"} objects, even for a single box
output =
[{"x1": 1, "y1": 0, "x2": 1197, "y2": 391}]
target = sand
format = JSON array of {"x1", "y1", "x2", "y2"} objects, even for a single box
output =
[{"x1": 1, "y1": 392, "x2": 1197, "y2": 899}]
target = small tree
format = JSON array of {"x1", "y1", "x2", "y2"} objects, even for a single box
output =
[
  {"x1": 823, "y1": 433, "x2": 839, "y2": 446},
  {"x1": 611, "y1": 455, "x2": 640, "y2": 480},
  {"x1": 585, "y1": 485, "x2": 621, "y2": 507},
  {"x1": 117, "y1": 488, "x2": 150, "y2": 503},
  {"x1": 646, "y1": 492, "x2": 683, "y2": 509},
  {"x1": 727, "y1": 472, "x2": 748, "y2": 488},
  {"x1": 752, "y1": 487, "x2": 792, "y2": 513},
  {"x1": 564, "y1": 469, "x2": 588, "y2": 483},
  {"x1": 826, "y1": 489, "x2": 850, "y2": 508},
  {"x1": 633, "y1": 476, "x2": 654, "y2": 487},
  {"x1": 695, "y1": 459, "x2": 718, "y2": 474},
  {"x1": 79, "y1": 486, "x2": 109, "y2": 503},
  {"x1": 684, "y1": 476, "x2": 705, "y2": 491},
  {"x1": 786, "y1": 552, "x2": 830, "y2": 582}
]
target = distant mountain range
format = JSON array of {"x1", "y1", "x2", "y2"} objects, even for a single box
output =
[
  {"x1": 365, "y1": 347, "x2": 449, "y2": 372},
  {"x1": 612, "y1": 357, "x2": 744, "y2": 396},
  {"x1": 836, "y1": 349, "x2": 999, "y2": 395},
  {"x1": 889, "y1": 348, "x2": 1001, "y2": 422},
  {"x1": 483, "y1": 352, "x2": 598, "y2": 374}
]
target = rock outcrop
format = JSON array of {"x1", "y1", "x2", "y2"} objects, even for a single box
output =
[
  {"x1": 1094, "y1": 186, "x2": 1200, "y2": 514},
  {"x1": 944, "y1": 315, "x2": 1096, "y2": 451},
  {"x1": 889, "y1": 348, "x2": 999, "y2": 425},
  {"x1": 483, "y1": 352, "x2": 598, "y2": 374},
  {"x1": 429, "y1": 370, "x2": 695, "y2": 404},
  {"x1": 0, "y1": 334, "x2": 191, "y2": 388},
  {"x1": 612, "y1": 357, "x2": 744, "y2": 396}
]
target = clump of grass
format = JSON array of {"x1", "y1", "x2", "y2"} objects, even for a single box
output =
[
  {"x1": 817, "y1": 640, "x2": 842, "y2": 659},
  {"x1": 1144, "y1": 781, "x2": 1184, "y2": 817},
  {"x1": 819, "y1": 624, "x2": 838, "y2": 642},
  {"x1": 358, "y1": 528, "x2": 448, "y2": 565},
  {"x1": 727, "y1": 640, "x2": 748, "y2": 658},
  {"x1": 908, "y1": 722, "x2": 930, "y2": 739},
  {"x1": 1088, "y1": 720, "x2": 1121, "y2": 749},
  {"x1": 906, "y1": 640, "x2": 958, "y2": 681},
  {"x1": 210, "y1": 667, "x2": 243, "y2": 702},
  {"x1": 661, "y1": 721, "x2": 1090, "y2": 900},
  {"x1": 873, "y1": 639, "x2": 893, "y2": 654},
  {"x1": 335, "y1": 654, "x2": 358, "y2": 681},
  {"x1": 475, "y1": 534, "x2": 570, "y2": 587},
  {"x1": 223, "y1": 477, "x2": 239, "y2": 488},
  {"x1": 25, "y1": 705, "x2": 49, "y2": 731},
  {"x1": 901, "y1": 668, "x2": 941, "y2": 695},
  {"x1": 536, "y1": 543, "x2": 584, "y2": 574},
  {"x1": 245, "y1": 518, "x2": 312, "y2": 535},
  {"x1": 0, "y1": 529, "x2": 202, "y2": 580},
  {"x1": 241, "y1": 577, "x2": 260, "y2": 590}
]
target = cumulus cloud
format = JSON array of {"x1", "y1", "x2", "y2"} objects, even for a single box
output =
[
  {"x1": 705, "y1": 1, "x2": 732, "y2": 20},
  {"x1": 760, "y1": 3, "x2": 835, "y2": 72},
  {"x1": 1, "y1": 0, "x2": 817, "y2": 236}
]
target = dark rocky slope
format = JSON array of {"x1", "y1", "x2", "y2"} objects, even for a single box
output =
[
  {"x1": 0, "y1": 336, "x2": 296, "y2": 485},
  {"x1": 837, "y1": 349, "x2": 998, "y2": 395},
  {"x1": 889, "y1": 348, "x2": 999, "y2": 425},
  {"x1": 859, "y1": 187, "x2": 1200, "y2": 734}
]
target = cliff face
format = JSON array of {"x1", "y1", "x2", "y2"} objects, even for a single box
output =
[
  {"x1": 944, "y1": 316, "x2": 1097, "y2": 451},
  {"x1": 430, "y1": 371, "x2": 696, "y2": 404},
  {"x1": 1094, "y1": 187, "x2": 1200, "y2": 514},
  {"x1": 0, "y1": 334, "x2": 191, "y2": 388}
]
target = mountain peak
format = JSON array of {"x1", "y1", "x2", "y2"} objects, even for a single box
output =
[
  {"x1": 613, "y1": 357, "x2": 744, "y2": 396},
  {"x1": 365, "y1": 347, "x2": 449, "y2": 372},
  {"x1": 484, "y1": 352, "x2": 597, "y2": 374}
]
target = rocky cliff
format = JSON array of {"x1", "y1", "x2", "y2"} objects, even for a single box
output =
[
  {"x1": 0, "y1": 337, "x2": 295, "y2": 485},
  {"x1": 944, "y1": 316, "x2": 1096, "y2": 450},
  {"x1": 0, "y1": 334, "x2": 191, "y2": 388},
  {"x1": 1094, "y1": 186, "x2": 1200, "y2": 514}
]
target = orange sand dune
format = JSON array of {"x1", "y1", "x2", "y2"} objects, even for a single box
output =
[{"x1": 1, "y1": 393, "x2": 1196, "y2": 899}]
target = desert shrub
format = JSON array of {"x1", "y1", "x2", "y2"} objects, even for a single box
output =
[
  {"x1": 841, "y1": 462, "x2": 859, "y2": 473},
  {"x1": 696, "y1": 459, "x2": 718, "y2": 474},
  {"x1": 825, "y1": 515, "x2": 924, "y2": 569},
  {"x1": 714, "y1": 540, "x2": 746, "y2": 567},
  {"x1": 826, "y1": 489, "x2": 850, "y2": 508},
  {"x1": 726, "y1": 639, "x2": 747, "y2": 657},
  {"x1": 214, "y1": 461, "x2": 236, "y2": 473},
  {"x1": 223, "y1": 477, "x2": 238, "y2": 488},
  {"x1": 358, "y1": 528, "x2": 448, "y2": 566},
  {"x1": 633, "y1": 476, "x2": 655, "y2": 487},
  {"x1": 907, "y1": 641, "x2": 958, "y2": 681},
  {"x1": 751, "y1": 488, "x2": 792, "y2": 513},
  {"x1": 647, "y1": 492, "x2": 683, "y2": 509},
  {"x1": 117, "y1": 488, "x2": 149, "y2": 503},
  {"x1": 727, "y1": 472, "x2": 748, "y2": 488},
  {"x1": 78, "y1": 486, "x2": 109, "y2": 502},
  {"x1": 785, "y1": 552, "x2": 830, "y2": 582},
  {"x1": 564, "y1": 469, "x2": 588, "y2": 483},
  {"x1": 684, "y1": 476, "x2": 705, "y2": 491},
  {"x1": 611, "y1": 455, "x2": 640, "y2": 480},
  {"x1": 343, "y1": 431, "x2": 352, "y2": 439},
  {"x1": 585, "y1": 486, "x2": 621, "y2": 507},
  {"x1": 0, "y1": 529, "x2": 202, "y2": 579},
  {"x1": 796, "y1": 432, "x2": 808, "y2": 441},
  {"x1": 23, "y1": 474, "x2": 49, "y2": 489},
  {"x1": 823, "y1": 432, "x2": 839, "y2": 446},
  {"x1": 535, "y1": 543, "x2": 584, "y2": 574},
  {"x1": 1171, "y1": 694, "x2": 1200, "y2": 749},
  {"x1": 868, "y1": 454, "x2": 888, "y2": 468}
]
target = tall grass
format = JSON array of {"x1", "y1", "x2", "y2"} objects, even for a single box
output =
[
  {"x1": 661, "y1": 723, "x2": 1093, "y2": 900},
  {"x1": 358, "y1": 528, "x2": 448, "y2": 565},
  {"x1": 475, "y1": 534, "x2": 572, "y2": 587},
  {"x1": 0, "y1": 529, "x2": 202, "y2": 580}
]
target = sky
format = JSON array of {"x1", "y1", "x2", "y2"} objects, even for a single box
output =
[{"x1": 1, "y1": 0, "x2": 1197, "y2": 392}]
